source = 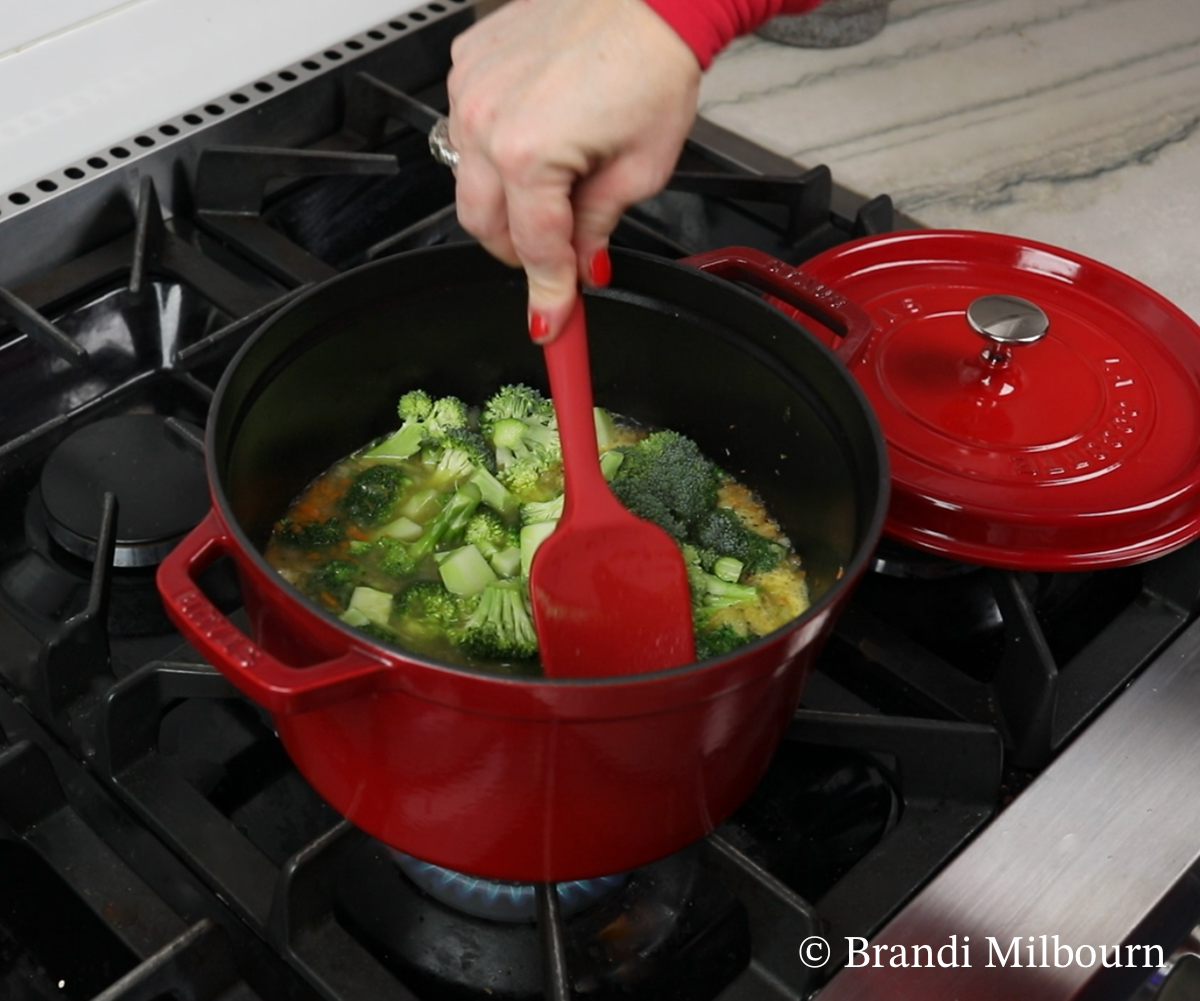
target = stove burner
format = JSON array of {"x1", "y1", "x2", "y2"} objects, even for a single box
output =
[
  {"x1": 340, "y1": 841, "x2": 749, "y2": 1000},
  {"x1": 389, "y1": 849, "x2": 628, "y2": 923},
  {"x1": 39, "y1": 415, "x2": 208, "y2": 568}
]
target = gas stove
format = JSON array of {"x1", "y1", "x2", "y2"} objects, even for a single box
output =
[{"x1": 2, "y1": 3, "x2": 1200, "y2": 999}]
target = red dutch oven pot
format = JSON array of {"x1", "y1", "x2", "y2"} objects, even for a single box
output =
[{"x1": 156, "y1": 243, "x2": 890, "y2": 883}]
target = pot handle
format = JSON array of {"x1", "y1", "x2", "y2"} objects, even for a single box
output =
[
  {"x1": 156, "y1": 509, "x2": 391, "y2": 715},
  {"x1": 683, "y1": 246, "x2": 873, "y2": 364}
]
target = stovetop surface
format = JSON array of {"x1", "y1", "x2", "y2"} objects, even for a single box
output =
[{"x1": 0, "y1": 3, "x2": 1197, "y2": 1000}]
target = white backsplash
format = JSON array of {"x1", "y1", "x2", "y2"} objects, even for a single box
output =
[{"x1": 0, "y1": 0, "x2": 428, "y2": 195}]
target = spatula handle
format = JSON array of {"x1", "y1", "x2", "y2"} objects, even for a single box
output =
[{"x1": 540, "y1": 296, "x2": 611, "y2": 513}]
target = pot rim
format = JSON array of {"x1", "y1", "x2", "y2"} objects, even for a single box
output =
[{"x1": 204, "y1": 243, "x2": 890, "y2": 689}]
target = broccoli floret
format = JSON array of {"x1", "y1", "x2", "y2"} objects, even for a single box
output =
[
  {"x1": 682, "y1": 544, "x2": 759, "y2": 613},
  {"x1": 426, "y1": 445, "x2": 478, "y2": 489},
  {"x1": 459, "y1": 579, "x2": 538, "y2": 661},
  {"x1": 398, "y1": 390, "x2": 469, "y2": 438},
  {"x1": 427, "y1": 395, "x2": 470, "y2": 435},
  {"x1": 374, "y1": 536, "x2": 419, "y2": 579},
  {"x1": 420, "y1": 430, "x2": 495, "y2": 491},
  {"x1": 480, "y1": 384, "x2": 561, "y2": 489},
  {"x1": 498, "y1": 454, "x2": 559, "y2": 499},
  {"x1": 392, "y1": 580, "x2": 464, "y2": 643},
  {"x1": 519, "y1": 494, "x2": 565, "y2": 526},
  {"x1": 439, "y1": 428, "x2": 496, "y2": 474},
  {"x1": 408, "y1": 482, "x2": 483, "y2": 561},
  {"x1": 695, "y1": 622, "x2": 752, "y2": 661},
  {"x1": 481, "y1": 384, "x2": 554, "y2": 434},
  {"x1": 310, "y1": 560, "x2": 360, "y2": 607},
  {"x1": 464, "y1": 509, "x2": 519, "y2": 558},
  {"x1": 610, "y1": 430, "x2": 722, "y2": 539},
  {"x1": 693, "y1": 508, "x2": 786, "y2": 574},
  {"x1": 275, "y1": 517, "x2": 345, "y2": 548},
  {"x1": 341, "y1": 464, "x2": 411, "y2": 525},
  {"x1": 368, "y1": 391, "x2": 471, "y2": 460},
  {"x1": 398, "y1": 389, "x2": 433, "y2": 422},
  {"x1": 362, "y1": 485, "x2": 484, "y2": 576}
]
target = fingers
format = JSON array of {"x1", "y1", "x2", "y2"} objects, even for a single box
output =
[
  {"x1": 501, "y1": 162, "x2": 580, "y2": 343},
  {"x1": 454, "y1": 151, "x2": 519, "y2": 267},
  {"x1": 444, "y1": 0, "x2": 701, "y2": 344},
  {"x1": 570, "y1": 160, "x2": 652, "y2": 287}
]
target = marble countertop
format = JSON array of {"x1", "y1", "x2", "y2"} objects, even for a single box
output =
[{"x1": 700, "y1": 0, "x2": 1200, "y2": 322}]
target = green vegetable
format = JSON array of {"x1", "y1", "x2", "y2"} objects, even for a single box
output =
[
  {"x1": 439, "y1": 544, "x2": 498, "y2": 596},
  {"x1": 342, "y1": 464, "x2": 410, "y2": 525},
  {"x1": 469, "y1": 466, "x2": 520, "y2": 519},
  {"x1": 682, "y1": 545, "x2": 759, "y2": 613},
  {"x1": 489, "y1": 546, "x2": 523, "y2": 579},
  {"x1": 423, "y1": 428, "x2": 495, "y2": 490},
  {"x1": 520, "y1": 494, "x2": 564, "y2": 526},
  {"x1": 271, "y1": 384, "x2": 801, "y2": 674},
  {"x1": 712, "y1": 556, "x2": 745, "y2": 584},
  {"x1": 609, "y1": 430, "x2": 722, "y2": 539},
  {"x1": 599, "y1": 449, "x2": 625, "y2": 481},
  {"x1": 594, "y1": 407, "x2": 618, "y2": 450},
  {"x1": 695, "y1": 622, "x2": 751, "y2": 660},
  {"x1": 401, "y1": 487, "x2": 442, "y2": 522},
  {"x1": 464, "y1": 509, "x2": 520, "y2": 559},
  {"x1": 347, "y1": 585, "x2": 394, "y2": 627},
  {"x1": 311, "y1": 559, "x2": 360, "y2": 605},
  {"x1": 374, "y1": 536, "x2": 418, "y2": 579},
  {"x1": 520, "y1": 521, "x2": 558, "y2": 578},
  {"x1": 480, "y1": 384, "x2": 561, "y2": 498},
  {"x1": 340, "y1": 607, "x2": 371, "y2": 627},
  {"x1": 427, "y1": 395, "x2": 470, "y2": 434},
  {"x1": 693, "y1": 507, "x2": 786, "y2": 574},
  {"x1": 459, "y1": 579, "x2": 538, "y2": 661},
  {"x1": 275, "y1": 517, "x2": 345, "y2": 548},
  {"x1": 408, "y1": 482, "x2": 483, "y2": 561},
  {"x1": 392, "y1": 580, "x2": 465, "y2": 644},
  {"x1": 366, "y1": 390, "x2": 471, "y2": 460},
  {"x1": 378, "y1": 515, "x2": 424, "y2": 541}
]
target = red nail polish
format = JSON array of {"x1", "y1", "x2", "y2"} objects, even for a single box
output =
[
  {"x1": 589, "y1": 248, "x2": 612, "y2": 287},
  {"x1": 529, "y1": 311, "x2": 551, "y2": 344}
]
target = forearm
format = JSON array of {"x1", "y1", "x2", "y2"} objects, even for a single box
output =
[{"x1": 641, "y1": 0, "x2": 826, "y2": 68}]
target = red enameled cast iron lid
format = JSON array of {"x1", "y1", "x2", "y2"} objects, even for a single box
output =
[{"x1": 799, "y1": 230, "x2": 1200, "y2": 571}]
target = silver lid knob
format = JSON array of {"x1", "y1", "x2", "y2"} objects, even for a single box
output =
[{"x1": 967, "y1": 294, "x2": 1049, "y2": 365}]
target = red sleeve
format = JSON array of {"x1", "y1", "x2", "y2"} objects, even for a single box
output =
[{"x1": 642, "y1": 0, "x2": 826, "y2": 69}]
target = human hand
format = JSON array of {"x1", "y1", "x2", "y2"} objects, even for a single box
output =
[{"x1": 447, "y1": 0, "x2": 701, "y2": 343}]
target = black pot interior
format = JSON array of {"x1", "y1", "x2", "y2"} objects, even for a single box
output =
[{"x1": 213, "y1": 245, "x2": 886, "y2": 608}]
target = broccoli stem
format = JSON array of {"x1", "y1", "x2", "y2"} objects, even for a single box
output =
[
  {"x1": 469, "y1": 467, "x2": 520, "y2": 518},
  {"x1": 712, "y1": 556, "x2": 745, "y2": 583},
  {"x1": 409, "y1": 483, "x2": 483, "y2": 561},
  {"x1": 439, "y1": 544, "x2": 499, "y2": 596},
  {"x1": 366, "y1": 423, "x2": 425, "y2": 460},
  {"x1": 696, "y1": 575, "x2": 758, "y2": 609},
  {"x1": 599, "y1": 449, "x2": 624, "y2": 481},
  {"x1": 594, "y1": 407, "x2": 618, "y2": 450}
]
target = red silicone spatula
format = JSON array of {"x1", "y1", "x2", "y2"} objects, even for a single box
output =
[{"x1": 529, "y1": 295, "x2": 695, "y2": 677}]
